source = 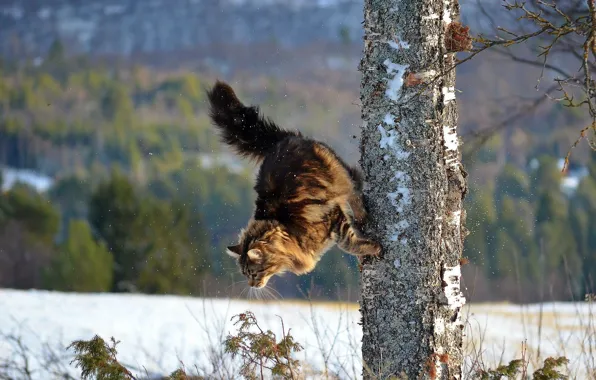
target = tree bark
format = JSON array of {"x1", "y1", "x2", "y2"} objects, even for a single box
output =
[{"x1": 358, "y1": 0, "x2": 468, "y2": 379}]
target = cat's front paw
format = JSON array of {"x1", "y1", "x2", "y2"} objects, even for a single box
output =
[{"x1": 365, "y1": 240, "x2": 382, "y2": 257}]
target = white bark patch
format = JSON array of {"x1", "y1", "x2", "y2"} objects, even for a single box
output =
[
  {"x1": 442, "y1": 86, "x2": 456, "y2": 104},
  {"x1": 450, "y1": 210, "x2": 461, "y2": 226},
  {"x1": 443, "y1": 125, "x2": 459, "y2": 152},
  {"x1": 434, "y1": 317, "x2": 445, "y2": 335},
  {"x1": 442, "y1": 265, "x2": 465, "y2": 312},
  {"x1": 393, "y1": 258, "x2": 401, "y2": 268},
  {"x1": 434, "y1": 353, "x2": 446, "y2": 380},
  {"x1": 443, "y1": 125, "x2": 459, "y2": 168},
  {"x1": 425, "y1": 34, "x2": 440, "y2": 45},
  {"x1": 443, "y1": 9, "x2": 452, "y2": 23},
  {"x1": 433, "y1": 264, "x2": 466, "y2": 378},
  {"x1": 416, "y1": 70, "x2": 438, "y2": 81},
  {"x1": 383, "y1": 59, "x2": 409, "y2": 101},
  {"x1": 422, "y1": 13, "x2": 440, "y2": 20}
]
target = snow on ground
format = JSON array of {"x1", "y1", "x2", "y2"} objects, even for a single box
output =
[{"x1": 1, "y1": 289, "x2": 594, "y2": 379}]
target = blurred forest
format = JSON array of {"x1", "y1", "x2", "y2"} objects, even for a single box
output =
[{"x1": 0, "y1": 39, "x2": 594, "y2": 303}]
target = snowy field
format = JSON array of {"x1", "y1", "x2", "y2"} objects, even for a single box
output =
[{"x1": 1, "y1": 289, "x2": 594, "y2": 379}]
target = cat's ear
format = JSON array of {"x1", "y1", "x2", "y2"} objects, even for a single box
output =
[
  {"x1": 247, "y1": 249, "x2": 263, "y2": 263},
  {"x1": 226, "y1": 245, "x2": 242, "y2": 259}
]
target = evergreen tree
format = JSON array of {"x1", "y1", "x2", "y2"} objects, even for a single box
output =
[
  {"x1": 570, "y1": 170, "x2": 596, "y2": 294},
  {"x1": 47, "y1": 39, "x2": 65, "y2": 63},
  {"x1": 463, "y1": 186, "x2": 497, "y2": 270},
  {"x1": 535, "y1": 191, "x2": 568, "y2": 225},
  {"x1": 493, "y1": 229, "x2": 519, "y2": 278},
  {"x1": 48, "y1": 175, "x2": 93, "y2": 242},
  {"x1": 136, "y1": 200, "x2": 206, "y2": 295},
  {"x1": 496, "y1": 196, "x2": 538, "y2": 280},
  {"x1": 533, "y1": 158, "x2": 581, "y2": 296},
  {"x1": 495, "y1": 163, "x2": 530, "y2": 204},
  {"x1": 0, "y1": 171, "x2": 10, "y2": 225},
  {"x1": 101, "y1": 83, "x2": 134, "y2": 142},
  {"x1": 45, "y1": 219, "x2": 113, "y2": 292},
  {"x1": 0, "y1": 184, "x2": 60, "y2": 289},
  {"x1": 89, "y1": 170, "x2": 146, "y2": 291},
  {"x1": 531, "y1": 155, "x2": 563, "y2": 196},
  {"x1": 89, "y1": 171, "x2": 209, "y2": 294},
  {"x1": 7, "y1": 183, "x2": 60, "y2": 243}
]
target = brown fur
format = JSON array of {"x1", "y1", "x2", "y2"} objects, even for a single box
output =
[{"x1": 207, "y1": 80, "x2": 381, "y2": 288}]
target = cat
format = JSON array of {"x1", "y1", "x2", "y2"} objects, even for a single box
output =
[{"x1": 206, "y1": 81, "x2": 381, "y2": 288}]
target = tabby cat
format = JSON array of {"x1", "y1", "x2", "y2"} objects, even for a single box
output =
[{"x1": 207, "y1": 81, "x2": 381, "y2": 288}]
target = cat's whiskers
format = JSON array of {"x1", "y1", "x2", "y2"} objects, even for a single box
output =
[
  {"x1": 264, "y1": 285, "x2": 283, "y2": 300},
  {"x1": 250, "y1": 286, "x2": 277, "y2": 301},
  {"x1": 226, "y1": 279, "x2": 247, "y2": 292},
  {"x1": 257, "y1": 286, "x2": 272, "y2": 301},
  {"x1": 265, "y1": 288, "x2": 278, "y2": 301}
]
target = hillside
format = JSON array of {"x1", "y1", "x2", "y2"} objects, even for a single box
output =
[
  {"x1": 0, "y1": 0, "x2": 595, "y2": 303},
  {"x1": 0, "y1": 0, "x2": 515, "y2": 59}
]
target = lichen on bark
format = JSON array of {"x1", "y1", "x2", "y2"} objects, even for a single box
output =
[{"x1": 358, "y1": 0, "x2": 467, "y2": 379}]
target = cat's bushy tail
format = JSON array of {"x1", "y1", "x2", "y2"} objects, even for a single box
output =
[{"x1": 206, "y1": 80, "x2": 299, "y2": 160}]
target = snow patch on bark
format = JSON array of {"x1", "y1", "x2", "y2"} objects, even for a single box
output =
[
  {"x1": 391, "y1": 220, "x2": 410, "y2": 234},
  {"x1": 377, "y1": 125, "x2": 409, "y2": 160},
  {"x1": 383, "y1": 59, "x2": 409, "y2": 101},
  {"x1": 378, "y1": 125, "x2": 397, "y2": 149},
  {"x1": 388, "y1": 35, "x2": 410, "y2": 50},
  {"x1": 378, "y1": 117, "x2": 412, "y2": 243},
  {"x1": 387, "y1": 171, "x2": 411, "y2": 212},
  {"x1": 383, "y1": 113, "x2": 396, "y2": 126},
  {"x1": 389, "y1": 221, "x2": 410, "y2": 245}
]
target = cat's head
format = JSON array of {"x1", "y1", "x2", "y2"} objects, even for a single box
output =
[{"x1": 226, "y1": 220, "x2": 296, "y2": 288}]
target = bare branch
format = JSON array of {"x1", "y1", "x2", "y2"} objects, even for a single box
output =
[{"x1": 430, "y1": 0, "x2": 596, "y2": 167}]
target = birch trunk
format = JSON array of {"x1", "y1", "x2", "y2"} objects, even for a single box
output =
[{"x1": 358, "y1": 0, "x2": 468, "y2": 378}]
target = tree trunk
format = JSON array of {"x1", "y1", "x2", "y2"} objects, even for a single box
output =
[{"x1": 358, "y1": 0, "x2": 468, "y2": 379}]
